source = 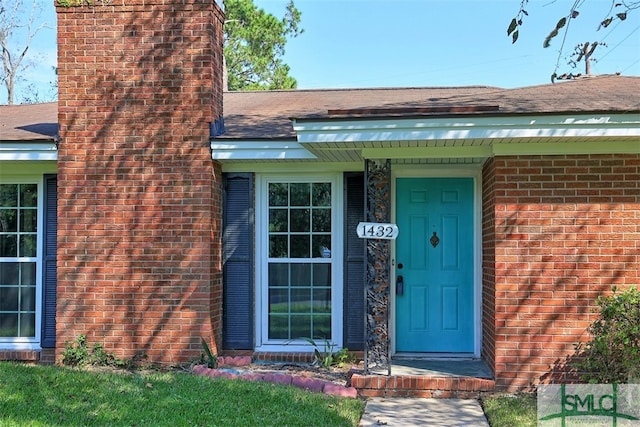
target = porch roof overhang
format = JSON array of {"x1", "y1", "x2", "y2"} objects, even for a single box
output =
[
  {"x1": 212, "y1": 112, "x2": 640, "y2": 164},
  {"x1": 0, "y1": 102, "x2": 58, "y2": 160}
]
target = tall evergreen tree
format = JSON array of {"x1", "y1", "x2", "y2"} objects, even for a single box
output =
[{"x1": 224, "y1": 0, "x2": 302, "y2": 91}]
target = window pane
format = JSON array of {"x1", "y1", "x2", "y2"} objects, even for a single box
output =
[
  {"x1": 290, "y1": 263, "x2": 310, "y2": 287},
  {"x1": 0, "y1": 287, "x2": 18, "y2": 311},
  {"x1": 290, "y1": 235, "x2": 310, "y2": 258},
  {"x1": 291, "y1": 289, "x2": 311, "y2": 313},
  {"x1": 269, "y1": 209, "x2": 288, "y2": 232},
  {"x1": 0, "y1": 209, "x2": 18, "y2": 232},
  {"x1": 269, "y1": 183, "x2": 288, "y2": 206},
  {"x1": 20, "y1": 235, "x2": 37, "y2": 258},
  {"x1": 0, "y1": 185, "x2": 17, "y2": 207},
  {"x1": 19, "y1": 313, "x2": 36, "y2": 337},
  {"x1": 313, "y1": 264, "x2": 331, "y2": 287},
  {"x1": 312, "y1": 183, "x2": 331, "y2": 207},
  {"x1": 20, "y1": 185, "x2": 38, "y2": 208},
  {"x1": 20, "y1": 286, "x2": 36, "y2": 311},
  {"x1": 268, "y1": 263, "x2": 289, "y2": 287},
  {"x1": 290, "y1": 208, "x2": 310, "y2": 232},
  {"x1": 0, "y1": 314, "x2": 18, "y2": 337},
  {"x1": 312, "y1": 235, "x2": 331, "y2": 259},
  {"x1": 20, "y1": 209, "x2": 37, "y2": 232},
  {"x1": 312, "y1": 208, "x2": 330, "y2": 232},
  {"x1": 290, "y1": 183, "x2": 310, "y2": 206},
  {"x1": 269, "y1": 288, "x2": 289, "y2": 313},
  {"x1": 313, "y1": 289, "x2": 331, "y2": 313},
  {"x1": 313, "y1": 315, "x2": 331, "y2": 339},
  {"x1": 20, "y1": 263, "x2": 36, "y2": 286},
  {"x1": 0, "y1": 235, "x2": 17, "y2": 257},
  {"x1": 269, "y1": 235, "x2": 288, "y2": 258},
  {"x1": 268, "y1": 315, "x2": 289, "y2": 339},
  {"x1": 290, "y1": 315, "x2": 311, "y2": 338},
  {"x1": 0, "y1": 263, "x2": 19, "y2": 286}
]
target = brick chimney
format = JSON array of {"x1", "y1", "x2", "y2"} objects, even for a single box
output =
[{"x1": 55, "y1": 0, "x2": 224, "y2": 365}]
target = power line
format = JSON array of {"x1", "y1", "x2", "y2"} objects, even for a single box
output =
[
  {"x1": 597, "y1": 24, "x2": 640, "y2": 61},
  {"x1": 621, "y1": 57, "x2": 640, "y2": 73}
]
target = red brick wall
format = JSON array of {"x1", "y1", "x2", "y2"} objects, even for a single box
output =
[
  {"x1": 56, "y1": 0, "x2": 224, "y2": 365},
  {"x1": 483, "y1": 154, "x2": 640, "y2": 391},
  {"x1": 210, "y1": 161, "x2": 223, "y2": 353},
  {"x1": 481, "y1": 157, "x2": 496, "y2": 378}
]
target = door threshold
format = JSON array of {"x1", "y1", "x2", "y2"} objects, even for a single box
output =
[{"x1": 393, "y1": 352, "x2": 477, "y2": 360}]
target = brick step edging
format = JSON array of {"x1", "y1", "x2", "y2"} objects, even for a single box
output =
[
  {"x1": 192, "y1": 358, "x2": 358, "y2": 398},
  {"x1": 351, "y1": 374, "x2": 495, "y2": 398}
]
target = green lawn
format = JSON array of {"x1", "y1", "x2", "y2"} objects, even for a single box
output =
[
  {"x1": 0, "y1": 362, "x2": 364, "y2": 427},
  {"x1": 481, "y1": 393, "x2": 537, "y2": 427}
]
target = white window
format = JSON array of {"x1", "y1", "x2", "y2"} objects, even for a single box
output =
[
  {"x1": 0, "y1": 183, "x2": 39, "y2": 342},
  {"x1": 257, "y1": 175, "x2": 343, "y2": 350}
]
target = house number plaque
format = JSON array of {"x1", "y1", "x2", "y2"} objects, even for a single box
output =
[{"x1": 357, "y1": 222, "x2": 399, "y2": 240}]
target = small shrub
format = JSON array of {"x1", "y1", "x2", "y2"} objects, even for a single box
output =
[
  {"x1": 61, "y1": 334, "x2": 90, "y2": 366},
  {"x1": 300, "y1": 337, "x2": 336, "y2": 368},
  {"x1": 333, "y1": 348, "x2": 357, "y2": 368},
  {"x1": 200, "y1": 337, "x2": 218, "y2": 368},
  {"x1": 61, "y1": 334, "x2": 126, "y2": 368},
  {"x1": 298, "y1": 338, "x2": 357, "y2": 368},
  {"x1": 575, "y1": 286, "x2": 640, "y2": 383}
]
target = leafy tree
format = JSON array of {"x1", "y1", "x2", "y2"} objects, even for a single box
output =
[
  {"x1": 224, "y1": 0, "x2": 302, "y2": 91},
  {"x1": 0, "y1": 0, "x2": 50, "y2": 104},
  {"x1": 507, "y1": 0, "x2": 640, "y2": 82}
]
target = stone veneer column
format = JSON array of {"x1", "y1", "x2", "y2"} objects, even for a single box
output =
[{"x1": 55, "y1": 0, "x2": 224, "y2": 364}]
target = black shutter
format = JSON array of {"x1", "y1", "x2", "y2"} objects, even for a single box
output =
[
  {"x1": 41, "y1": 174, "x2": 57, "y2": 348},
  {"x1": 222, "y1": 173, "x2": 254, "y2": 349},
  {"x1": 343, "y1": 172, "x2": 365, "y2": 350}
]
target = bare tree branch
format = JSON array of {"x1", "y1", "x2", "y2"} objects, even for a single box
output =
[{"x1": 0, "y1": 0, "x2": 51, "y2": 104}]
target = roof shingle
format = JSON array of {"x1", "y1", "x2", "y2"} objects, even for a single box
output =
[
  {"x1": 220, "y1": 75, "x2": 640, "y2": 139},
  {"x1": 0, "y1": 102, "x2": 58, "y2": 142},
  {"x1": 1, "y1": 75, "x2": 638, "y2": 142}
]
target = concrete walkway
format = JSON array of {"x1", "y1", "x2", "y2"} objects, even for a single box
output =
[{"x1": 359, "y1": 397, "x2": 490, "y2": 427}]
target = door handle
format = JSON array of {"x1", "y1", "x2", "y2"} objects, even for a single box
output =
[{"x1": 396, "y1": 275, "x2": 404, "y2": 296}]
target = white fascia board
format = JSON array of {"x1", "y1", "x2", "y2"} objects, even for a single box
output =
[
  {"x1": 292, "y1": 113, "x2": 640, "y2": 143},
  {"x1": 0, "y1": 142, "x2": 58, "y2": 161},
  {"x1": 493, "y1": 140, "x2": 640, "y2": 155},
  {"x1": 211, "y1": 140, "x2": 317, "y2": 160}
]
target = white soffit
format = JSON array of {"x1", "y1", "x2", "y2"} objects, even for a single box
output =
[
  {"x1": 0, "y1": 142, "x2": 58, "y2": 161},
  {"x1": 213, "y1": 113, "x2": 639, "y2": 162}
]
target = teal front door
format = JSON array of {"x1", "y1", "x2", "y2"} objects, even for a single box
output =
[{"x1": 395, "y1": 177, "x2": 474, "y2": 353}]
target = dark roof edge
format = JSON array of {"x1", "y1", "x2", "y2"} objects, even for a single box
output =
[
  {"x1": 224, "y1": 85, "x2": 501, "y2": 94},
  {"x1": 0, "y1": 136, "x2": 58, "y2": 143},
  {"x1": 291, "y1": 109, "x2": 640, "y2": 123},
  {"x1": 212, "y1": 136, "x2": 298, "y2": 141}
]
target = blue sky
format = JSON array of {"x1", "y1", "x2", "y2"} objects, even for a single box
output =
[{"x1": 4, "y1": 0, "x2": 640, "y2": 103}]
